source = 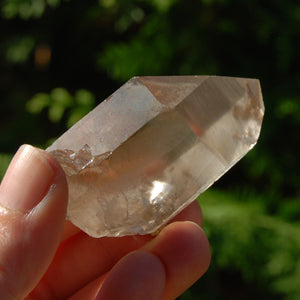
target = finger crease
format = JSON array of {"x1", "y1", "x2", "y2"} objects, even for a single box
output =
[{"x1": 26, "y1": 277, "x2": 57, "y2": 300}]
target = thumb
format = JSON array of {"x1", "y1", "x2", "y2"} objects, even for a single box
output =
[{"x1": 0, "y1": 145, "x2": 68, "y2": 299}]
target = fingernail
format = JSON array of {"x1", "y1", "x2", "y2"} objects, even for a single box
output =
[{"x1": 0, "y1": 145, "x2": 57, "y2": 212}]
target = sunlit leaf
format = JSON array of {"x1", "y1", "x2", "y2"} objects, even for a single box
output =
[
  {"x1": 26, "y1": 93, "x2": 51, "y2": 113},
  {"x1": 51, "y1": 88, "x2": 73, "y2": 107},
  {"x1": 48, "y1": 104, "x2": 65, "y2": 123},
  {"x1": 74, "y1": 89, "x2": 95, "y2": 107}
]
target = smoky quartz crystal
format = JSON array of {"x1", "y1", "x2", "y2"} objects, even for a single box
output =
[{"x1": 47, "y1": 76, "x2": 264, "y2": 237}]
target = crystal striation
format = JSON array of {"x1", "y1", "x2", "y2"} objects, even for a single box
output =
[{"x1": 47, "y1": 76, "x2": 264, "y2": 238}]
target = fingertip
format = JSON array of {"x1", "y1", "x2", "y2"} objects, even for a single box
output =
[
  {"x1": 170, "y1": 201, "x2": 203, "y2": 227},
  {"x1": 96, "y1": 251, "x2": 166, "y2": 300},
  {"x1": 143, "y1": 221, "x2": 211, "y2": 300},
  {"x1": 28, "y1": 147, "x2": 68, "y2": 236},
  {"x1": 0, "y1": 145, "x2": 57, "y2": 212},
  {"x1": 158, "y1": 221, "x2": 211, "y2": 275},
  {"x1": 34, "y1": 150, "x2": 68, "y2": 214}
]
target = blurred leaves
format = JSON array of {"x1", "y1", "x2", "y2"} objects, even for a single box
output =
[
  {"x1": 150, "y1": 0, "x2": 179, "y2": 11},
  {"x1": 2, "y1": 0, "x2": 61, "y2": 19},
  {"x1": 5, "y1": 36, "x2": 35, "y2": 63},
  {"x1": 26, "y1": 88, "x2": 95, "y2": 126},
  {"x1": 198, "y1": 190, "x2": 300, "y2": 299},
  {"x1": 275, "y1": 97, "x2": 300, "y2": 122},
  {"x1": 98, "y1": 33, "x2": 172, "y2": 80}
]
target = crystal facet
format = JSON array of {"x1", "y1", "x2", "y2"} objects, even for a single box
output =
[{"x1": 47, "y1": 76, "x2": 264, "y2": 238}]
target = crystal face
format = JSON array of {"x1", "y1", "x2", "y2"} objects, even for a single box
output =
[{"x1": 47, "y1": 76, "x2": 264, "y2": 238}]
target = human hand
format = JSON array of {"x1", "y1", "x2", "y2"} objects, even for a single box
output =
[{"x1": 0, "y1": 145, "x2": 210, "y2": 300}]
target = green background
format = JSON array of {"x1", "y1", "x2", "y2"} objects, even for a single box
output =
[{"x1": 0, "y1": 0, "x2": 299, "y2": 298}]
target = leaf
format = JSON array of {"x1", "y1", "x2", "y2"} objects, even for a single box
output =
[
  {"x1": 51, "y1": 88, "x2": 73, "y2": 107},
  {"x1": 48, "y1": 104, "x2": 65, "y2": 123},
  {"x1": 26, "y1": 93, "x2": 51, "y2": 114},
  {"x1": 5, "y1": 36, "x2": 35, "y2": 63},
  {"x1": 74, "y1": 89, "x2": 95, "y2": 107},
  {"x1": 0, "y1": 153, "x2": 12, "y2": 181}
]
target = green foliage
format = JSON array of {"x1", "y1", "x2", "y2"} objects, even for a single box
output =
[
  {"x1": 2, "y1": 0, "x2": 61, "y2": 19},
  {"x1": 26, "y1": 88, "x2": 95, "y2": 127},
  {"x1": 150, "y1": 0, "x2": 179, "y2": 12},
  {"x1": 0, "y1": 153, "x2": 13, "y2": 181},
  {"x1": 197, "y1": 190, "x2": 300, "y2": 299},
  {"x1": 98, "y1": 30, "x2": 172, "y2": 80},
  {"x1": 275, "y1": 97, "x2": 300, "y2": 122},
  {"x1": 5, "y1": 36, "x2": 35, "y2": 63}
]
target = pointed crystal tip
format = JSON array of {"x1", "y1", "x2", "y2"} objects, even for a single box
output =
[{"x1": 47, "y1": 76, "x2": 264, "y2": 238}]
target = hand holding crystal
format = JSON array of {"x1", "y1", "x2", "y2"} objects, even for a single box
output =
[{"x1": 0, "y1": 145, "x2": 210, "y2": 299}]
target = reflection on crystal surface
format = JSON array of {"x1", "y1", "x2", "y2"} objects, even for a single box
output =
[
  {"x1": 150, "y1": 181, "x2": 170, "y2": 205},
  {"x1": 47, "y1": 76, "x2": 264, "y2": 237}
]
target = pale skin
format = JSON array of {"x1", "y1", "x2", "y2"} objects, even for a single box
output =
[{"x1": 0, "y1": 145, "x2": 211, "y2": 299}]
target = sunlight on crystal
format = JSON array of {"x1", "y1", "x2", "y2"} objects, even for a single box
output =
[{"x1": 150, "y1": 181, "x2": 169, "y2": 204}]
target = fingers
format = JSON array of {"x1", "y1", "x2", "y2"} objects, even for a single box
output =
[
  {"x1": 71, "y1": 221, "x2": 210, "y2": 300},
  {"x1": 61, "y1": 220, "x2": 81, "y2": 242},
  {"x1": 0, "y1": 145, "x2": 68, "y2": 299},
  {"x1": 30, "y1": 201, "x2": 203, "y2": 299},
  {"x1": 143, "y1": 221, "x2": 211, "y2": 300},
  {"x1": 69, "y1": 252, "x2": 166, "y2": 300},
  {"x1": 0, "y1": 145, "x2": 210, "y2": 300},
  {"x1": 96, "y1": 251, "x2": 166, "y2": 300},
  {"x1": 32, "y1": 233, "x2": 153, "y2": 299},
  {"x1": 67, "y1": 275, "x2": 106, "y2": 300}
]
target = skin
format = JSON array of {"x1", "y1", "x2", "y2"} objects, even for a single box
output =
[{"x1": 0, "y1": 145, "x2": 211, "y2": 300}]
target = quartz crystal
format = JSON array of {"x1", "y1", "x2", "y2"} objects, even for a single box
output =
[{"x1": 47, "y1": 76, "x2": 264, "y2": 238}]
